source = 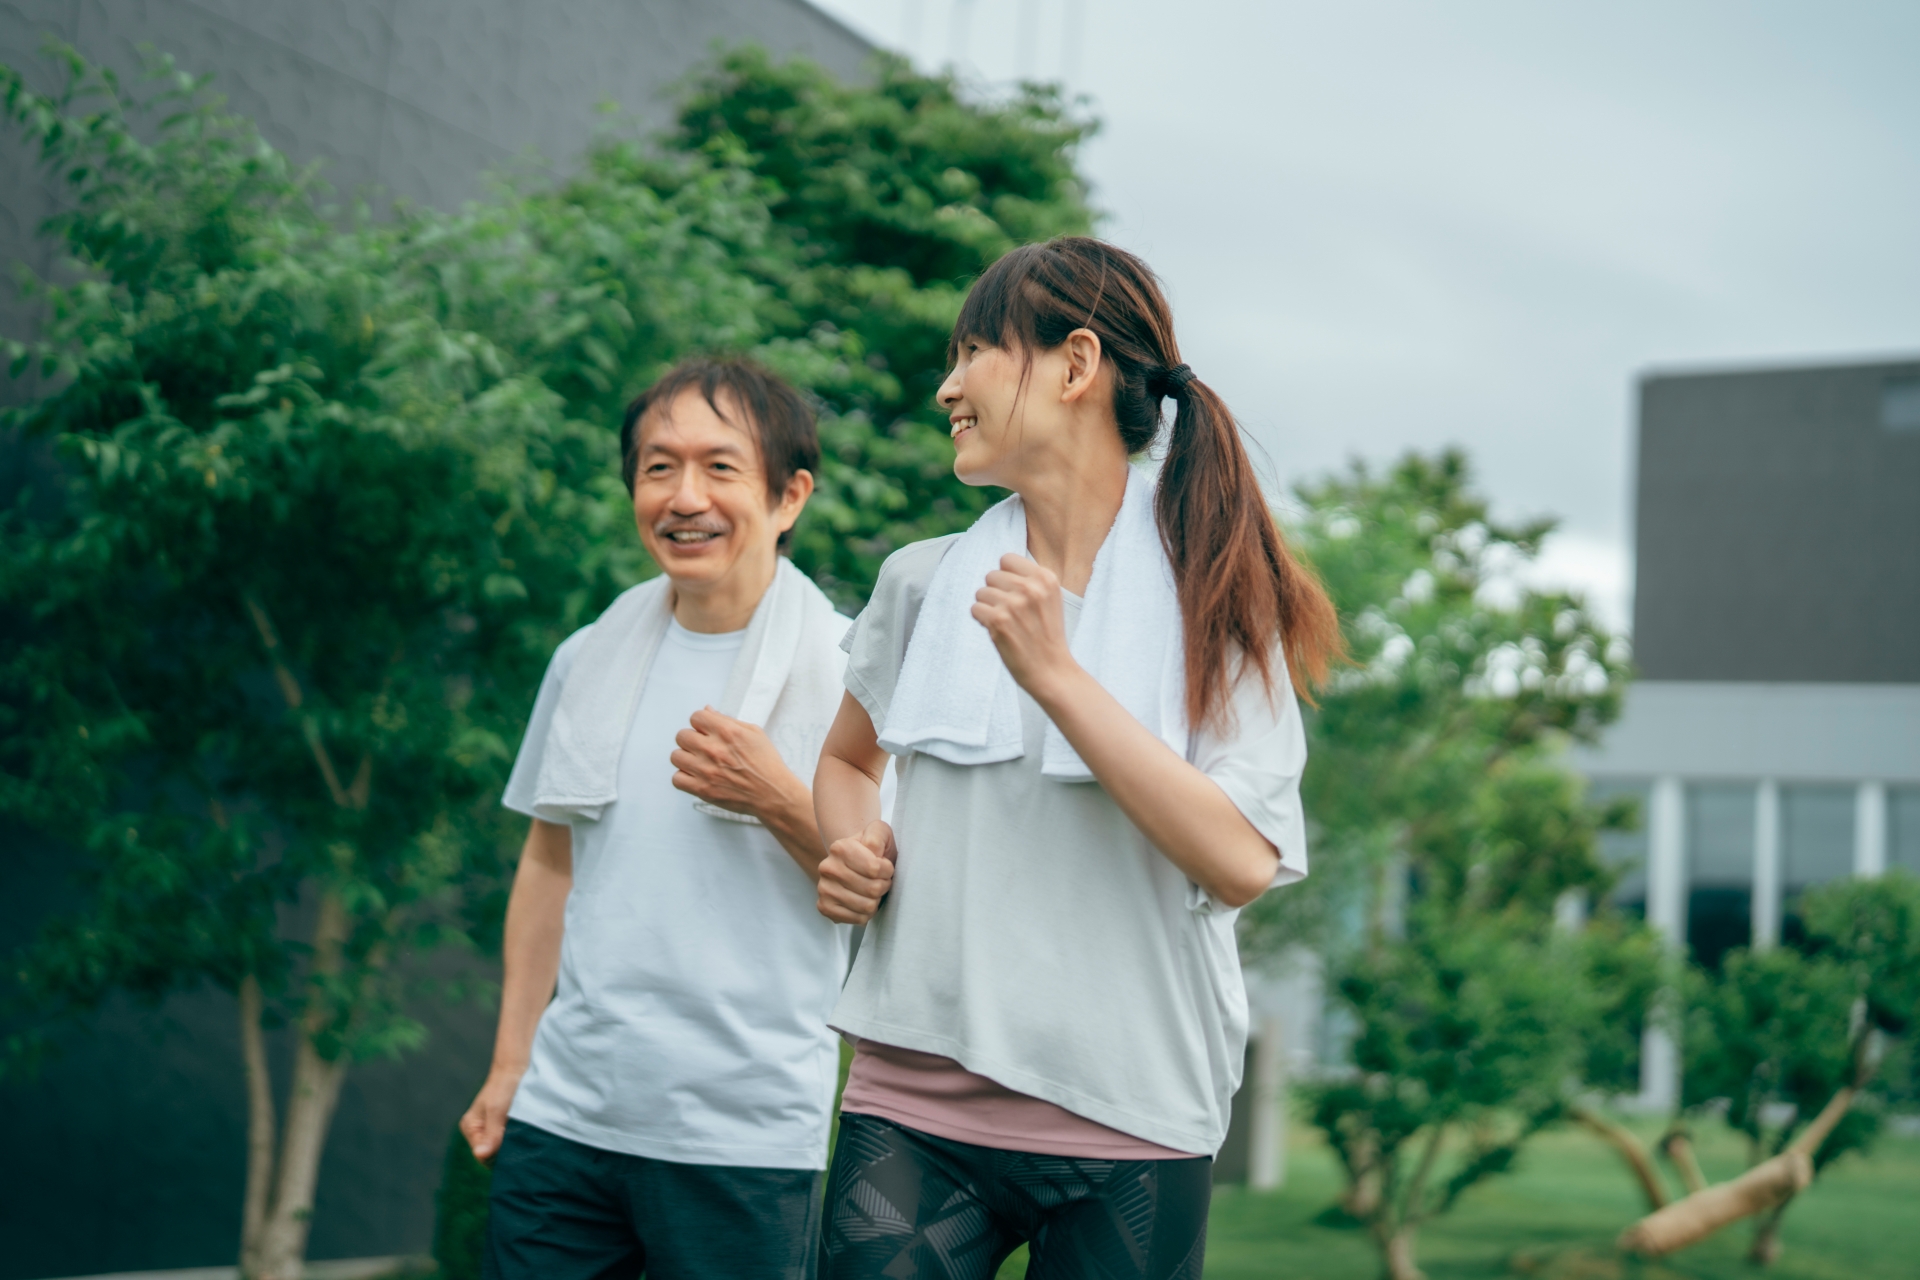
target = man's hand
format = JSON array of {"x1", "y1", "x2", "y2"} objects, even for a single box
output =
[
  {"x1": 972, "y1": 554, "x2": 1079, "y2": 700},
  {"x1": 817, "y1": 820, "x2": 897, "y2": 924},
  {"x1": 671, "y1": 707, "x2": 806, "y2": 820},
  {"x1": 459, "y1": 1065, "x2": 523, "y2": 1164}
]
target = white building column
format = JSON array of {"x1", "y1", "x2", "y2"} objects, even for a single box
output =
[
  {"x1": 1639, "y1": 775, "x2": 1685, "y2": 1111},
  {"x1": 1646, "y1": 776, "x2": 1687, "y2": 939},
  {"x1": 1753, "y1": 780, "x2": 1781, "y2": 951},
  {"x1": 1248, "y1": 1016, "x2": 1287, "y2": 1191},
  {"x1": 1856, "y1": 782, "x2": 1888, "y2": 878}
]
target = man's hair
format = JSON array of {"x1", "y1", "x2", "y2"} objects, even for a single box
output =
[{"x1": 619, "y1": 358, "x2": 821, "y2": 552}]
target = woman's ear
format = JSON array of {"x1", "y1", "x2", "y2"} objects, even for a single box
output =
[{"x1": 1060, "y1": 328, "x2": 1104, "y2": 404}]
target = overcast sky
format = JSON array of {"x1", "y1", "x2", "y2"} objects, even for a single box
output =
[{"x1": 810, "y1": 0, "x2": 1920, "y2": 630}]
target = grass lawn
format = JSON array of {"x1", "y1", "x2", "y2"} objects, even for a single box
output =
[{"x1": 993, "y1": 1115, "x2": 1920, "y2": 1279}]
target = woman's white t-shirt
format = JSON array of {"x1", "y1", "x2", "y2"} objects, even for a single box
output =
[{"x1": 831, "y1": 535, "x2": 1311, "y2": 1156}]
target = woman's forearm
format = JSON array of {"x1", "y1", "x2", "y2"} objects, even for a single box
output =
[
  {"x1": 1031, "y1": 665, "x2": 1278, "y2": 908},
  {"x1": 814, "y1": 691, "x2": 889, "y2": 845}
]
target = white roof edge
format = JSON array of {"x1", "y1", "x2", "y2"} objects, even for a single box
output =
[{"x1": 1568, "y1": 681, "x2": 1920, "y2": 784}]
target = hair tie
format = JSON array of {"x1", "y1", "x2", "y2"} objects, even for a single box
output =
[{"x1": 1149, "y1": 363, "x2": 1196, "y2": 400}]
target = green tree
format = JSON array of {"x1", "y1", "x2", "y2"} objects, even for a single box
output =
[
  {"x1": 1619, "y1": 872, "x2": 1920, "y2": 1265},
  {"x1": 1241, "y1": 449, "x2": 1629, "y2": 958},
  {"x1": 1307, "y1": 918, "x2": 1596, "y2": 1280},
  {"x1": 1267, "y1": 451, "x2": 1658, "y2": 1280},
  {"x1": 0, "y1": 48, "x2": 752, "y2": 1277},
  {"x1": 668, "y1": 48, "x2": 1098, "y2": 603},
  {"x1": 2, "y1": 41, "x2": 1107, "y2": 1276}
]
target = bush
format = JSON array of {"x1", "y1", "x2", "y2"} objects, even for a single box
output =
[{"x1": 433, "y1": 1126, "x2": 492, "y2": 1280}]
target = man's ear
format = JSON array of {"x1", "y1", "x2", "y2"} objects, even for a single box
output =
[
  {"x1": 1060, "y1": 328, "x2": 1104, "y2": 404},
  {"x1": 774, "y1": 468, "x2": 815, "y2": 533}
]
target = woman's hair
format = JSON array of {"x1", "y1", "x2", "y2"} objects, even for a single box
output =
[
  {"x1": 620, "y1": 357, "x2": 820, "y2": 552},
  {"x1": 951, "y1": 237, "x2": 1343, "y2": 726}
]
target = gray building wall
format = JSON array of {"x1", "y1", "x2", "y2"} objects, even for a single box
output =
[
  {"x1": 1632, "y1": 357, "x2": 1920, "y2": 683},
  {"x1": 0, "y1": 4, "x2": 869, "y2": 1277},
  {"x1": 1, "y1": 0, "x2": 872, "y2": 404}
]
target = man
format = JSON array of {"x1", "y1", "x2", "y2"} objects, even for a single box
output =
[{"x1": 461, "y1": 358, "x2": 854, "y2": 1280}]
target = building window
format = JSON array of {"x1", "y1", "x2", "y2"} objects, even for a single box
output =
[
  {"x1": 1882, "y1": 374, "x2": 1920, "y2": 433},
  {"x1": 1782, "y1": 784, "x2": 1855, "y2": 945},
  {"x1": 1590, "y1": 779, "x2": 1650, "y2": 916},
  {"x1": 1891, "y1": 786, "x2": 1920, "y2": 876},
  {"x1": 1687, "y1": 783, "x2": 1754, "y2": 969}
]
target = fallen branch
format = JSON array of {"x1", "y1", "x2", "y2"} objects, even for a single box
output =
[
  {"x1": 1616, "y1": 1084, "x2": 1855, "y2": 1257},
  {"x1": 1658, "y1": 1128, "x2": 1707, "y2": 1196},
  {"x1": 1571, "y1": 1102, "x2": 1666, "y2": 1210}
]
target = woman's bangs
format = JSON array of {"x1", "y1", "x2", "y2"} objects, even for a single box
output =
[{"x1": 949, "y1": 247, "x2": 1045, "y2": 362}]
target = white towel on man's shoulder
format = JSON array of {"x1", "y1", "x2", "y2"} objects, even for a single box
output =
[
  {"x1": 532, "y1": 557, "x2": 850, "y2": 824},
  {"x1": 877, "y1": 466, "x2": 1189, "y2": 780}
]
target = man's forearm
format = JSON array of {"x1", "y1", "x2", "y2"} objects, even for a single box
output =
[
  {"x1": 761, "y1": 782, "x2": 830, "y2": 882},
  {"x1": 491, "y1": 824, "x2": 571, "y2": 1072}
]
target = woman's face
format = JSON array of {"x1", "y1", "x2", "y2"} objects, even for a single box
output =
[{"x1": 937, "y1": 337, "x2": 1064, "y2": 488}]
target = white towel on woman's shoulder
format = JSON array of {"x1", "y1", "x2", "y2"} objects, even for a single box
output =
[
  {"x1": 877, "y1": 466, "x2": 1189, "y2": 780},
  {"x1": 531, "y1": 557, "x2": 850, "y2": 824}
]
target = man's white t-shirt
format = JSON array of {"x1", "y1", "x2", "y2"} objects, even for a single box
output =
[{"x1": 501, "y1": 619, "x2": 849, "y2": 1170}]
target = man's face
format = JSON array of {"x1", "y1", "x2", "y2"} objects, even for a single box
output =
[{"x1": 630, "y1": 389, "x2": 806, "y2": 595}]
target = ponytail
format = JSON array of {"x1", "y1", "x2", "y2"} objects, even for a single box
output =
[
  {"x1": 951, "y1": 237, "x2": 1344, "y2": 731},
  {"x1": 1158, "y1": 375, "x2": 1342, "y2": 724}
]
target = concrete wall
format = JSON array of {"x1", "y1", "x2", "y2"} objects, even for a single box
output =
[
  {"x1": 0, "y1": 4, "x2": 870, "y2": 1276},
  {"x1": 0, "y1": 0, "x2": 873, "y2": 406},
  {"x1": 1632, "y1": 357, "x2": 1920, "y2": 683}
]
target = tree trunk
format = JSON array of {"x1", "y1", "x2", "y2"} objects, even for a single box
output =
[
  {"x1": 1658, "y1": 1128, "x2": 1707, "y2": 1196},
  {"x1": 239, "y1": 975, "x2": 277, "y2": 1275},
  {"x1": 1616, "y1": 1084, "x2": 1854, "y2": 1257},
  {"x1": 1376, "y1": 1225, "x2": 1425, "y2": 1280},
  {"x1": 248, "y1": 888, "x2": 353, "y2": 1280},
  {"x1": 253, "y1": 1038, "x2": 349, "y2": 1279},
  {"x1": 1747, "y1": 1198, "x2": 1791, "y2": 1267},
  {"x1": 1342, "y1": 1130, "x2": 1383, "y2": 1217},
  {"x1": 239, "y1": 598, "x2": 378, "y2": 1278},
  {"x1": 1571, "y1": 1103, "x2": 1666, "y2": 1210}
]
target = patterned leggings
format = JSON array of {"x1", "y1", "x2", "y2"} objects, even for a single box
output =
[{"x1": 819, "y1": 1113, "x2": 1212, "y2": 1280}]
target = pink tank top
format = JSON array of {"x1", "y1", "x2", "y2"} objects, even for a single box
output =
[{"x1": 839, "y1": 1040, "x2": 1200, "y2": 1160}]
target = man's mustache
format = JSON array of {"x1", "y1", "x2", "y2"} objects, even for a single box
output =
[{"x1": 654, "y1": 517, "x2": 731, "y2": 537}]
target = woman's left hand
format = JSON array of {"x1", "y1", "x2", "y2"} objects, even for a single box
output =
[{"x1": 972, "y1": 554, "x2": 1079, "y2": 699}]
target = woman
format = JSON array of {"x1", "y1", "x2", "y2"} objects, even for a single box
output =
[{"x1": 812, "y1": 237, "x2": 1342, "y2": 1280}]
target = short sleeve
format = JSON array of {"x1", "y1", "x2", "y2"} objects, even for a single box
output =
[
  {"x1": 841, "y1": 535, "x2": 958, "y2": 735},
  {"x1": 501, "y1": 627, "x2": 591, "y2": 818},
  {"x1": 1189, "y1": 646, "x2": 1311, "y2": 911}
]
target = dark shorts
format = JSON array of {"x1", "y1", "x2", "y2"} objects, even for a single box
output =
[
  {"x1": 820, "y1": 1113, "x2": 1212, "y2": 1280},
  {"x1": 484, "y1": 1118, "x2": 822, "y2": 1280}
]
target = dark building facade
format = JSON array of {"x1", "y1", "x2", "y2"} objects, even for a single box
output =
[
  {"x1": 1632, "y1": 359, "x2": 1920, "y2": 684},
  {"x1": 1576, "y1": 355, "x2": 1920, "y2": 1109},
  {"x1": 0, "y1": 5, "x2": 870, "y2": 1278}
]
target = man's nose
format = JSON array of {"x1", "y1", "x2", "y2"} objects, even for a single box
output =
[{"x1": 670, "y1": 468, "x2": 711, "y2": 512}]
